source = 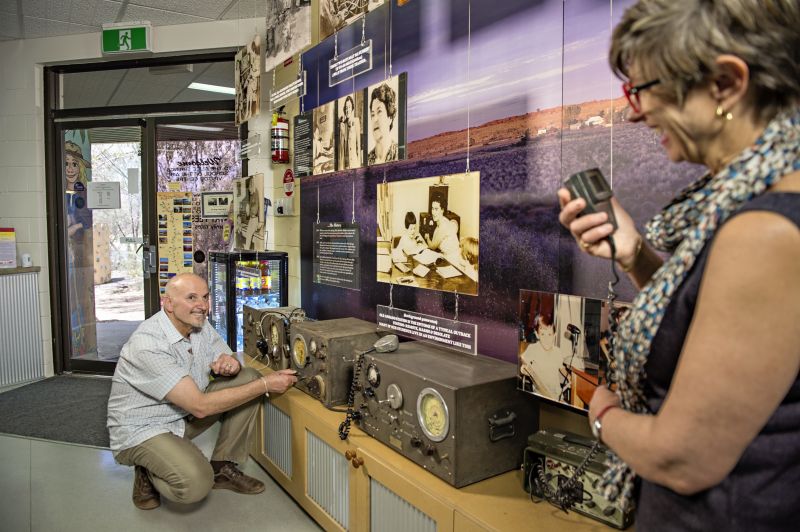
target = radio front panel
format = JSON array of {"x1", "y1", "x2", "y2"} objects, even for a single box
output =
[
  {"x1": 290, "y1": 317, "x2": 382, "y2": 407},
  {"x1": 243, "y1": 305, "x2": 306, "y2": 370},
  {"x1": 523, "y1": 430, "x2": 633, "y2": 529},
  {"x1": 356, "y1": 342, "x2": 538, "y2": 487}
]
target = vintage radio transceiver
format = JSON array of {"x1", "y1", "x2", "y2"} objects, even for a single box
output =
[
  {"x1": 523, "y1": 429, "x2": 633, "y2": 529},
  {"x1": 290, "y1": 317, "x2": 384, "y2": 407},
  {"x1": 355, "y1": 342, "x2": 538, "y2": 488},
  {"x1": 243, "y1": 305, "x2": 307, "y2": 370}
]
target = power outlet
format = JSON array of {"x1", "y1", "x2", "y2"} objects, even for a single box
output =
[{"x1": 275, "y1": 197, "x2": 294, "y2": 216}]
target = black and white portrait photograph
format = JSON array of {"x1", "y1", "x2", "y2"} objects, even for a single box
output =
[
  {"x1": 367, "y1": 74, "x2": 405, "y2": 165},
  {"x1": 234, "y1": 35, "x2": 262, "y2": 126},
  {"x1": 336, "y1": 91, "x2": 365, "y2": 171},
  {"x1": 233, "y1": 174, "x2": 265, "y2": 250},
  {"x1": 517, "y1": 290, "x2": 629, "y2": 412},
  {"x1": 264, "y1": 0, "x2": 311, "y2": 72},
  {"x1": 319, "y1": 0, "x2": 386, "y2": 40},
  {"x1": 313, "y1": 101, "x2": 336, "y2": 175},
  {"x1": 376, "y1": 171, "x2": 480, "y2": 296}
]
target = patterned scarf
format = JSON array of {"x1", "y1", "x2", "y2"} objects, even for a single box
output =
[{"x1": 601, "y1": 107, "x2": 800, "y2": 508}]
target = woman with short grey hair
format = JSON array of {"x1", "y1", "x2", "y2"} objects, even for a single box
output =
[{"x1": 558, "y1": 0, "x2": 800, "y2": 529}]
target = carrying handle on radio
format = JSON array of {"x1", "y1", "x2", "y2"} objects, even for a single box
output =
[{"x1": 488, "y1": 409, "x2": 517, "y2": 442}]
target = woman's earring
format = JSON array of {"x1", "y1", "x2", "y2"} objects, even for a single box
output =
[{"x1": 715, "y1": 104, "x2": 733, "y2": 121}]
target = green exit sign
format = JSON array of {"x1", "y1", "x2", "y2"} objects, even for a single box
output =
[{"x1": 102, "y1": 22, "x2": 152, "y2": 54}]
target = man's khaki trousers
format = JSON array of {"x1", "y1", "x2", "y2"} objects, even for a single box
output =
[{"x1": 116, "y1": 367, "x2": 262, "y2": 504}]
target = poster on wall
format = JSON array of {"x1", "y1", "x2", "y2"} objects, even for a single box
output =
[
  {"x1": 156, "y1": 192, "x2": 193, "y2": 295},
  {"x1": 313, "y1": 222, "x2": 360, "y2": 289},
  {"x1": 518, "y1": 290, "x2": 629, "y2": 412},
  {"x1": 336, "y1": 91, "x2": 366, "y2": 171},
  {"x1": 233, "y1": 174, "x2": 265, "y2": 250},
  {"x1": 234, "y1": 35, "x2": 262, "y2": 126},
  {"x1": 313, "y1": 101, "x2": 336, "y2": 175},
  {"x1": 201, "y1": 192, "x2": 234, "y2": 219},
  {"x1": 293, "y1": 111, "x2": 313, "y2": 177},
  {"x1": 366, "y1": 73, "x2": 406, "y2": 165},
  {"x1": 376, "y1": 171, "x2": 480, "y2": 296},
  {"x1": 319, "y1": 0, "x2": 387, "y2": 40},
  {"x1": 64, "y1": 129, "x2": 97, "y2": 356},
  {"x1": 157, "y1": 138, "x2": 241, "y2": 280},
  {"x1": 265, "y1": 0, "x2": 311, "y2": 72}
]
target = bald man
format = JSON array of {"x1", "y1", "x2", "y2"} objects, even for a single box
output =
[{"x1": 107, "y1": 273, "x2": 297, "y2": 510}]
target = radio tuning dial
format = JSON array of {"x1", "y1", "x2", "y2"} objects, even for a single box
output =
[
  {"x1": 291, "y1": 336, "x2": 309, "y2": 367},
  {"x1": 386, "y1": 383, "x2": 403, "y2": 410}
]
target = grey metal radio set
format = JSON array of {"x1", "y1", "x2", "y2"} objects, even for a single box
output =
[
  {"x1": 354, "y1": 341, "x2": 537, "y2": 488},
  {"x1": 243, "y1": 305, "x2": 307, "y2": 370},
  {"x1": 289, "y1": 317, "x2": 384, "y2": 407},
  {"x1": 246, "y1": 313, "x2": 537, "y2": 488}
]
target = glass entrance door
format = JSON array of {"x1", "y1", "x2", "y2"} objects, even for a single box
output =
[{"x1": 61, "y1": 125, "x2": 152, "y2": 369}]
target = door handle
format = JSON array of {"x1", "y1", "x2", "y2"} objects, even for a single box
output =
[{"x1": 142, "y1": 244, "x2": 157, "y2": 278}]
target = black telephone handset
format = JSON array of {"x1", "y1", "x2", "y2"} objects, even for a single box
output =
[{"x1": 564, "y1": 168, "x2": 618, "y2": 230}]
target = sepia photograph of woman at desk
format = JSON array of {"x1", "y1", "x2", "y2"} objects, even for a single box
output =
[{"x1": 376, "y1": 172, "x2": 480, "y2": 295}]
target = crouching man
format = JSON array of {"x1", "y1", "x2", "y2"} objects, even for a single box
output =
[{"x1": 107, "y1": 273, "x2": 297, "y2": 510}]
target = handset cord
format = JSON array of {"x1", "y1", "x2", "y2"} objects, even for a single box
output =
[
  {"x1": 338, "y1": 352, "x2": 366, "y2": 440},
  {"x1": 532, "y1": 235, "x2": 620, "y2": 512}
]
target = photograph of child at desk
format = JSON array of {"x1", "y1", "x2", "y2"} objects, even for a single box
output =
[
  {"x1": 376, "y1": 172, "x2": 480, "y2": 295},
  {"x1": 517, "y1": 290, "x2": 628, "y2": 412}
]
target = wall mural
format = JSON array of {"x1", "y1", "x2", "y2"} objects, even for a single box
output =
[{"x1": 298, "y1": 0, "x2": 703, "y2": 364}]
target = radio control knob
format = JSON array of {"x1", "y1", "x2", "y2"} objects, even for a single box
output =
[
  {"x1": 410, "y1": 437, "x2": 422, "y2": 448},
  {"x1": 584, "y1": 500, "x2": 596, "y2": 509},
  {"x1": 308, "y1": 375, "x2": 325, "y2": 398},
  {"x1": 424, "y1": 444, "x2": 436, "y2": 456},
  {"x1": 602, "y1": 506, "x2": 616, "y2": 517}
]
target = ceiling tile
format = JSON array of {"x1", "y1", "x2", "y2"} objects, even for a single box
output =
[
  {"x1": 23, "y1": 16, "x2": 98, "y2": 40},
  {"x1": 92, "y1": 1, "x2": 125, "y2": 27},
  {"x1": 69, "y1": 0, "x2": 103, "y2": 25},
  {"x1": 122, "y1": 4, "x2": 214, "y2": 26},
  {"x1": 0, "y1": 13, "x2": 22, "y2": 40},
  {"x1": 0, "y1": 1, "x2": 17, "y2": 14},
  {"x1": 23, "y1": 0, "x2": 71, "y2": 21},
  {"x1": 220, "y1": 0, "x2": 267, "y2": 20},
  {"x1": 62, "y1": 69, "x2": 126, "y2": 108},
  {"x1": 129, "y1": 0, "x2": 227, "y2": 20}
]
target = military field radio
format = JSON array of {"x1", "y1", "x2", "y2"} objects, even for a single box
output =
[
  {"x1": 353, "y1": 341, "x2": 538, "y2": 488},
  {"x1": 290, "y1": 317, "x2": 385, "y2": 408},
  {"x1": 243, "y1": 305, "x2": 307, "y2": 369},
  {"x1": 523, "y1": 429, "x2": 633, "y2": 529}
]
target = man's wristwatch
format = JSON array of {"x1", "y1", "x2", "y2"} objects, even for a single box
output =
[{"x1": 591, "y1": 404, "x2": 618, "y2": 442}]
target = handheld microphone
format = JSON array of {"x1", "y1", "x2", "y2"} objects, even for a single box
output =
[{"x1": 566, "y1": 323, "x2": 581, "y2": 336}]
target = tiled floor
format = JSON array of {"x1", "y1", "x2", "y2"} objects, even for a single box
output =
[{"x1": 0, "y1": 426, "x2": 321, "y2": 532}]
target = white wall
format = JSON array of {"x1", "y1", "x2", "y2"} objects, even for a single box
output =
[{"x1": 0, "y1": 18, "x2": 270, "y2": 376}]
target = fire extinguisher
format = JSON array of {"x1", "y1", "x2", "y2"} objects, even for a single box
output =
[{"x1": 271, "y1": 112, "x2": 290, "y2": 164}]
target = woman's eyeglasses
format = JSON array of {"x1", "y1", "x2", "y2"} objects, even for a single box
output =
[{"x1": 622, "y1": 79, "x2": 660, "y2": 113}]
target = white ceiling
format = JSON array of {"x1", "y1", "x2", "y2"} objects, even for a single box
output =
[{"x1": 0, "y1": 0, "x2": 268, "y2": 41}]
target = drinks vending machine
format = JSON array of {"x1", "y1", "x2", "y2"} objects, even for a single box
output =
[{"x1": 208, "y1": 251, "x2": 289, "y2": 351}]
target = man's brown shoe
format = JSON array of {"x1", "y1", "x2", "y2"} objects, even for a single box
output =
[
  {"x1": 132, "y1": 466, "x2": 160, "y2": 510},
  {"x1": 213, "y1": 462, "x2": 265, "y2": 494}
]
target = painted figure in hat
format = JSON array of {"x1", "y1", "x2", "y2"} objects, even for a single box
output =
[{"x1": 65, "y1": 140, "x2": 91, "y2": 192}]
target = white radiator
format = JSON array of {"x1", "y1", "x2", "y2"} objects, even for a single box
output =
[
  {"x1": 0, "y1": 271, "x2": 44, "y2": 387},
  {"x1": 307, "y1": 430, "x2": 349, "y2": 529},
  {"x1": 263, "y1": 399, "x2": 292, "y2": 477},
  {"x1": 370, "y1": 478, "x2": 436, "y2": 532}
]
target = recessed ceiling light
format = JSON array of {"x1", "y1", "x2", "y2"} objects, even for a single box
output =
[
  {"x1": 163, "y1": 124, "x2": 225, "y2": 132},
  {"x1": 187, "y1": 82, "x2": 236, "y2": 95}
]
